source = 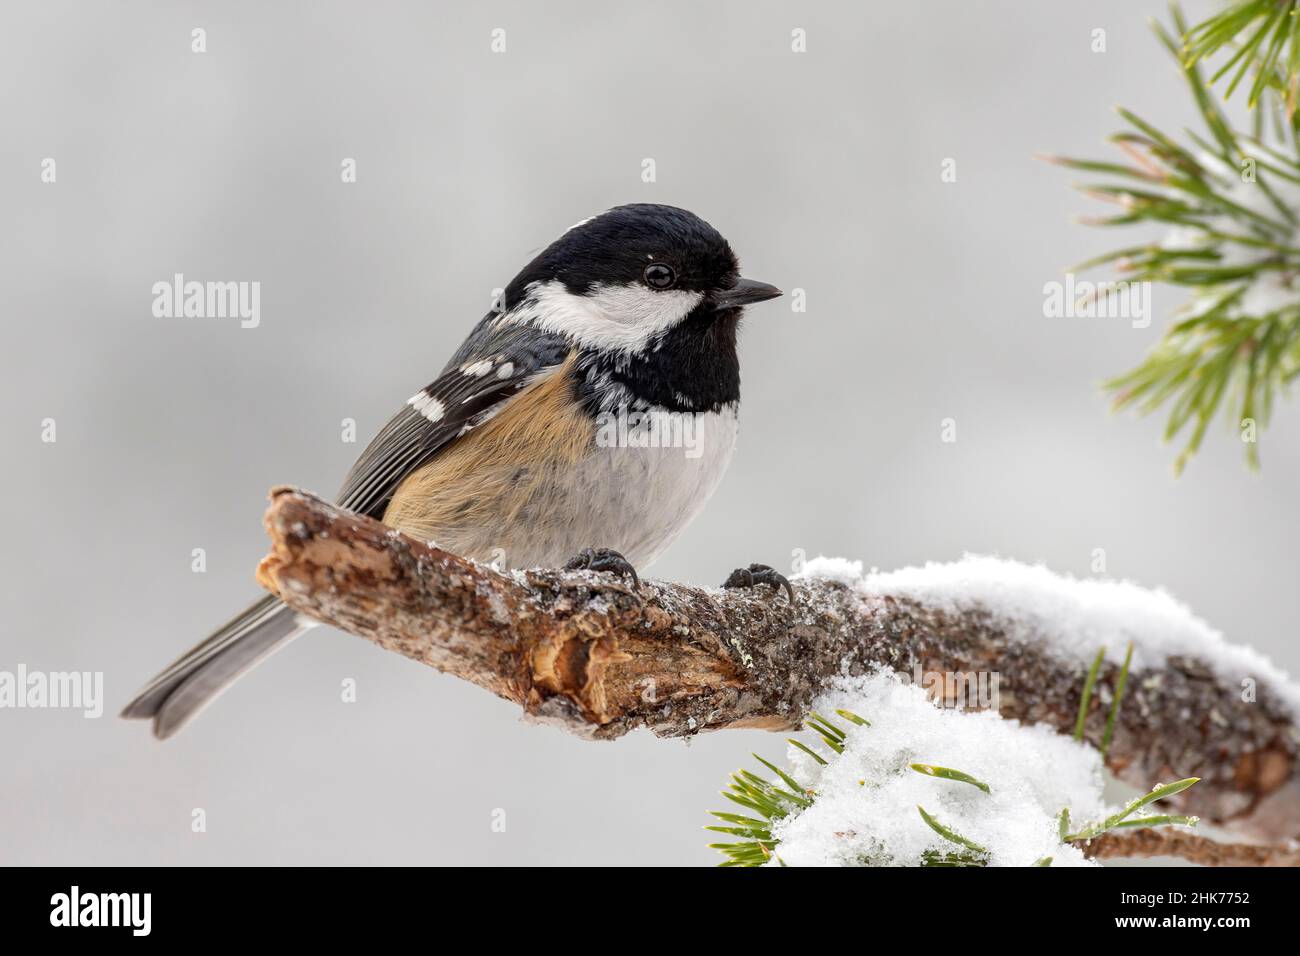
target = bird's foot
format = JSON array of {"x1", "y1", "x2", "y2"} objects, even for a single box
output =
[
  {"x1": 564, "y1": 547, "x2": 640, "y2": 589},
  {"x1": 721, "y1": 563, "x2": 794, "y2": 603}
]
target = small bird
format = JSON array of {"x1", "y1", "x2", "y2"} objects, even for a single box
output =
[{"x1": 123, "y1": 203, "x2": 790, "y2": 738}]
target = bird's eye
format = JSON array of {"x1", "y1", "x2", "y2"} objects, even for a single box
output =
[{"x1": 643, "y1": 263, "x2": 676, "y2": 289}]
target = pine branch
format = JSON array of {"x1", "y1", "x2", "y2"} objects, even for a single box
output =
[
  {"x1": 710, "y1": 680, "x2": 1208, "y2": 866},
  {"x1": 256, "y1": 487, "x2": 1300, "y2": 844},
  {"x1": 1184, "y1": 0, "x2": 1300, "y2": 116},
  {"x1": 1047, "y1": 8, "x2": 1300, "y2": 472}
]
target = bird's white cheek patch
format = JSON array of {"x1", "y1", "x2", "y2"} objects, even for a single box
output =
[
  {"x1": 522, "y1": 279, "x2": 703, "y2": 353},
  {"x1": 408, "y1": 392, "x2": 445, "y2": 422},
  {"x1": 581, "y1": 283, "x2": 702, "y2": 329}
]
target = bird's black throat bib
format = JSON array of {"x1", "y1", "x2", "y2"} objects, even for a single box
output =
[{"x1": 577, "y1": 309, "x2": 741, "y2": 415}]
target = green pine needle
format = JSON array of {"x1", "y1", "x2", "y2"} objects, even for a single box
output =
[
  {"x1": 917, "y1": 806, "x2": 990, "y2": 856},
  {"x1": 909, "y1": 763, "x2": 992, "y2": 793},
  {"x1": 1110, "y1": 814, "x2": 1200, "y2": 829},
  {"x1": 786, "y1": 738, "x2": 828, "y2": 767},
  {"x1": 1100, "y1": 642, "x2": 1134, "y2": 757},
  {"x1": 1066, "y1": 778, "x2": 1202, "y2": 841},
  {"x1": 835, "y1": 709, "x2": 870, "y2": 726},
  {"x1": 1074, "y1": 647, "x2": 1106, "y2": 742}
]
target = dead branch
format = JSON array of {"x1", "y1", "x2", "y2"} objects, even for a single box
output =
[
  {"x1": 1079, "y1": 829, "x2": 1300, "y2": 866},
  {"x1": 256, "y1": 487, "x2": 1300, "y2": 846}
]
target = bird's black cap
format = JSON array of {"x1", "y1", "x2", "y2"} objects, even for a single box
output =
[{"x1": 506, "y1": 204, "x2": 743, "y2": 301}]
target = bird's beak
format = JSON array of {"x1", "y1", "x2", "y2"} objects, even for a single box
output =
[{"x1": 712, "y1": 278, "x2": 783, "y2": 309}]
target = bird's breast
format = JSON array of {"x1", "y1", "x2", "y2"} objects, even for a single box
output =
[
  {"x1": 383, "y1": 381, "x2": 738, "y2": 570},
  {"x1": 571, "y1": 402, "x2": 739, "y2": 568}
]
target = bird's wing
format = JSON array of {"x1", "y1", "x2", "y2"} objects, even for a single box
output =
[{"x1": 336, "y1": 321, "x2": 572, "y2": 518}]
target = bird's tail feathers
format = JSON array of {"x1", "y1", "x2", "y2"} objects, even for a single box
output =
[{"x1": 121, "y1": 595, "x2": 309, "y2": 739}]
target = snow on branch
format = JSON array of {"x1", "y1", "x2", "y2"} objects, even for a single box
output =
[{"x1": 256, "y1": 487, "x2": 1300, "y2": 844}]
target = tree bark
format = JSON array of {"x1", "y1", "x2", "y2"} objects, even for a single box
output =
[
  {"x1": 256, "y1": 487, "x2": 1300, "y2": 845},
  {"x1": 1079, "y1": 829, "x2": 1300, "y2": 866}
]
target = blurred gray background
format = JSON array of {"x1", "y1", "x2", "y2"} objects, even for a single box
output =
[{"x1": 2, "y1": 0, "x2": 1296, "y2": 866}]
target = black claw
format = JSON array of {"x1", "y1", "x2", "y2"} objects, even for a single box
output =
[
  {"x1": 564, "y1": 547, "x2": 640, "y2": 589},
  {"x1": 721, "y1": 563, "x2": 794, "y2": 603}
]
